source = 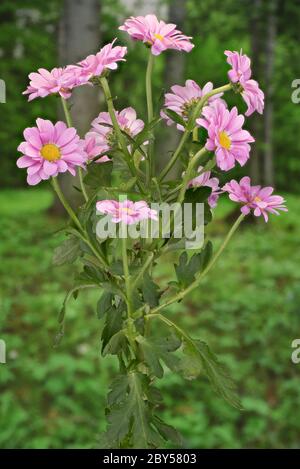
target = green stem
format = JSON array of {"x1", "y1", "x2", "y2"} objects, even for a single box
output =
[
  {"x1": 51, "y1": 177, "x2": 108, "y2": 269},
  {"x1": 145, "y1": 53, "x2": 155, "y2": 185},
  {"x1": 159, "y1": 83, "x2": 232, "y2": 182},
  {"x1": 131, "y1": 252, "x2": 154, "y2": 291},
  {"x1": 121, "y1": 236, "x2": 132, "y2": 314},
  {"x1": 100, "y1": 77, "x2": 147, "y2": 195},
  {"x1": 51, "y1": 177, "x2": 83, "y2": 232},
  {"x1": 60, "y1": 97, "x2": 73, "y2": 127},
  {"x1": 177, "y1": 147, "x2": 208, "y2": 204},
  {"x1": 150, "y1": 213, "x2": 245, "y2": 314},
  {"x1": 60, "y1": 97, "x2": 88, "y2": 202},
  {"x1": 146, "y1": 53, "x2": 154, "y2": 123}
]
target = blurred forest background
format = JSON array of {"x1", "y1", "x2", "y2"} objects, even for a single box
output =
[{"x1": 1, "y1": 0, "x2": 300, "y2": 449}]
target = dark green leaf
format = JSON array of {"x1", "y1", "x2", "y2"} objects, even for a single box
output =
[
  {"x1": 84, "y1": 161, "x2": 113, "y2": 189},
  {"x1": 163, "y1": 108, "x2": 186, "y2": 128},
  {"x1": 53, "y1": 236, "x2": 80, "y2": 266},
  {"x1": 97, "y1": 292, "x2": 113, "y2": 319},
  {"x1": 142, "y1": 272, "x2": 161, "y2": 307}
]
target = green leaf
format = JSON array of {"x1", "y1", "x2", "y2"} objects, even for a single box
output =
[
  {"x1": 105, "y1": 372, "x2": 163, "y2": 448},
  {"x1": 84, "y1": 161, "x2": 113, "y2": 189},
  {"x1": 153, "y1": 415, "x2": 182, "y2": 446},
  {"x1": 195, "y1": 340, "x2": 242, "y2": 409},
  {"x1": 53, "y1": 236, "x2": 80, "y2": 266},
  {"x1": 178, "y1": 336, "x2": 241, "y2": 409},
  {"x1": 175, "y1": 252, "x2": 201, "y2": 287},
  {"x1": 102, "y1": 330, "x2": 128, "y2": 357},
  {"x1": 163, "y1": 108, "x2": 186, "y2": 128},
  {"x1": 101, "y1": 303, "x2": 124, "y2": 354},
  {"x1": 178, "y1": 339, "x2": 203, "y2": 379},
  {"x1": 175, "y1": 242, "x2": 213, "y2": 287},
  {"x1": 97, "y1": 292, "x2": 113, "y2": 319},
  {"x1": 107, "y1": 375, "x2": 129, "y2": 406},
  {"x1": 136, "y1": 334, "x2": 181, "y2": 378},
  {"x1": 184, "y1": 186, "x2": 212, "y2": 204},
  {"x1": 142, "y1": 272, "x2": 161, "y2": 307}
]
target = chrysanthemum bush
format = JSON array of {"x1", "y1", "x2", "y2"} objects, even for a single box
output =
[{"x1": 17, "y1": 14, "x2": 287, "y2": 448}]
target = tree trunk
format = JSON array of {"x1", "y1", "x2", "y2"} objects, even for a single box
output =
[
  {"x1": 263, "y1": 0, "x2": 277, "y2": 186},
  {"x1": 52, "y1": 0, "x2": 101, "y2": 214},
  {"x1": 249, "y1": 0, "x2": 263, "y2": 185}
]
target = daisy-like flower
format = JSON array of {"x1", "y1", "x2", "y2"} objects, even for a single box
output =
[
  {"x1": 81, "y1": 135, "x2": 110, "y2": 164},
  {"x1": 197, "y1": 101, "x2": 255, "y2": 171},
  {"x1": 188, "y1": 166, "x2": 221, "y2": 208},
  {"x1": 86, "y1": 107, "x2": 145, "y2": 159},
  {"x1": 23, "y1": 66, "x2": 82, "y2": 101},
  {"x1": 96, "y1": 199, "x2": 158, "y2": 225},
  {"x1": 223, "y1": 176, "x2": 287, "y2": 222},
  {"x1": 77, "y1": 39, "x2": 127, "y2": 83},
  {"x1": 161, "y1": 80, "x2": 223, "y2": 131},
  {"x1": 224, "y1": 50, "x2": 264, "y2": 116},
  {"x1": 240, "y1": 78, "x2": 265, "y2": 116},
  {"x1": 17, "y1": 118, "x2": 87, "y2": 185},
  {"x1": 119, "y1": 14, "x2": 194, "y2": 55},
  {"x1": 224, "y1": 50, "x2": 251, "y2": 83}
]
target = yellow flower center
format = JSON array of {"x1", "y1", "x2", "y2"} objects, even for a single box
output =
[
  {"x1": 40, "y1": 144, "x2": 61, "y2": 162},
  {"x1": 254, "y1": 196, "x2": 261, "y2": 202},
  {"x1": 154, "y1": 33, "x2": 164, "y2": 41},
  {"x1": 219, "y1": 131, "x2": 231, "y2": 150},
  {"x1": 121, "y1": 207, "x2": 135, "y2": 215}
]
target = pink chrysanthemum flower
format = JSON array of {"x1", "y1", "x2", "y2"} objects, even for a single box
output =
[
  {"x1": 161, "y1": 80, "x2": 223, "y2": 131},
  {"x1": 17, "y1": 118, "x2": 87, "y2": 185},
  {"x1": 223, "y1": 176, "x2": 287, "y2": 222},
  {"x1": 77, "y1": 39, "x2": 127, "y2": 82},
  {"x1": 224, "y1": 50, "x2": 264, "y2": 116},
  {"x1": 240, "y1": 78, "x2": 265, "y2": 116},
  {"x1": 23, "y1": 66, "x2": 81, "y2": 101},
  {"x1": 224, "y1": 50, "x2": 251, "y2": 83},
  {"x1": 96, "y1": 199, "x2": 158, "y2": 225},
  {"x1": 197, "y1": 101, "x2": 255, "y2": 171},
  {"x1": 188, "y1": 166, "x2": 221, "y2": 208},
  {"x1": 119, "y1": 14, "x2": 194, "y2": 56},
  {"x1": 81, "y1": 136, "x2": 110, "y2": 164},
  {"x1": 86, "y1": 107, "x2": 145, "y2": 159}
]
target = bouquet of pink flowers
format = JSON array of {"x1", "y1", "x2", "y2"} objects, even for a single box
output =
[{"x1": 18, "y1": 14, "x2": 287, "y2": 448}]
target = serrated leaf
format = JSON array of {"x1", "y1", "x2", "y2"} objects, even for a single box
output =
[
  {"x1": 53, "y1": 236, "x2": 80, "y2": 266},
  {"x1": 107, "y1": 375, "x2": 129, "y2": 406},
  {"x1": 175, "y1": 242, "x2": 213, "y2": 287},
  {"x1": 101, "y1": 303, "x2": 124, "y2": 354},
  {"x1": 102, "y1": 330, "x2": 128, "y2": 356},
  {"x1": 137, "y1": 334, "x2": 181, "y2": 378},
  {"x1": 184, "y1": 186, "x2": 212, "y2": 204},
  {"x1": 142, "y1": 272, "x2": 161, "y2": 307},
  {"x1": 105, "y1": 372, "x2": 163, "y2": 448},
  {"x1": 153, "y1": 415, "x2": 182, "y2": 446},
  {"x1": 84, "y1": 161, "x2": 113, "y2": 189},
  {"x1": 195, "y1": 340, "x2": 242, "y2": 409},
  {"x1": 97, "y1": 292, "x2": 113, "y2": 319}
]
